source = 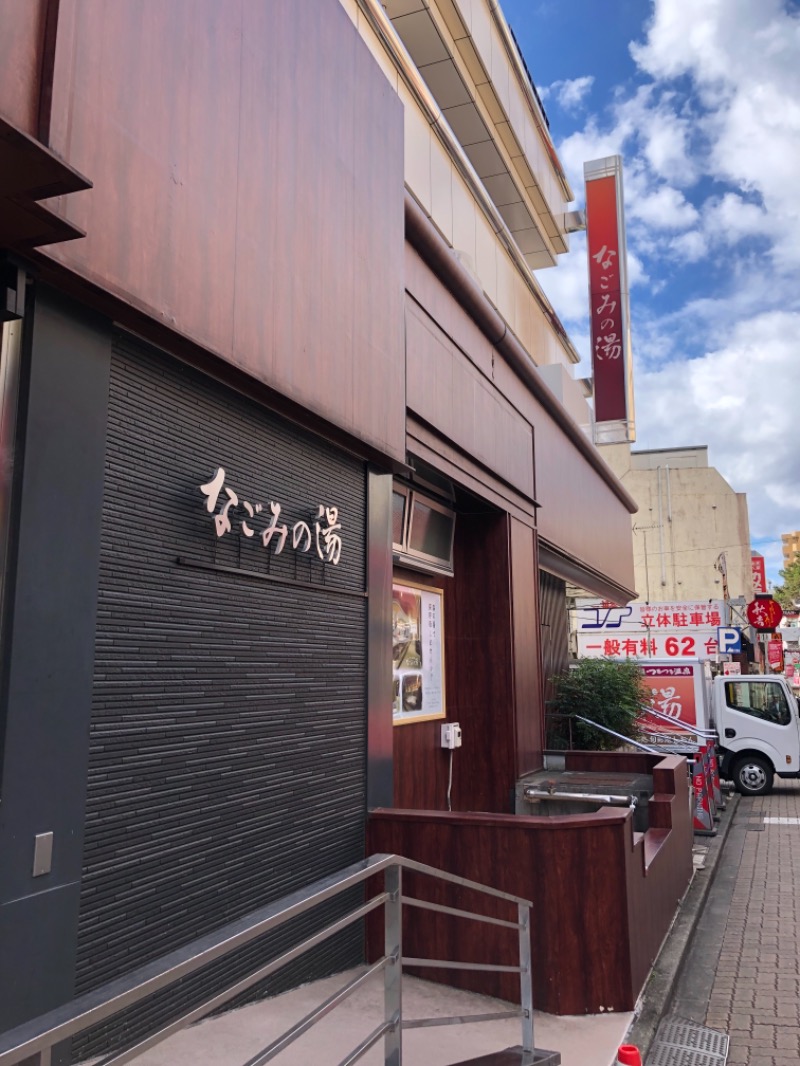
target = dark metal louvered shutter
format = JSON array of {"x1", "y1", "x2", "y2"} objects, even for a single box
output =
[{"x1": 74, "y1": 332, "x2": 368, "y2": 1055}]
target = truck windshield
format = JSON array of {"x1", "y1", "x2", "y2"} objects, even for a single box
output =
[{"x1": 725, "y1": 681, "x2": 790, "y2": 726}]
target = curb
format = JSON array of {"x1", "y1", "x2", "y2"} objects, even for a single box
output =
[{"x1": 622, "y1": 789, "x2": 740, "y2": 1058}]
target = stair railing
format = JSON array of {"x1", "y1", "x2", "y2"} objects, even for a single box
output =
[{"x1": 0, "y1": 854, "x2": 534, "y2": 1066}]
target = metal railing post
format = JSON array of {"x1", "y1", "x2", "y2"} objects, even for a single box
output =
[
  {"x1": 384, "y1": 864, "x2": 402, "y2": 1066},
  {"x1": 518, "y1": 902, "x2": 534, "y2": 1056}
]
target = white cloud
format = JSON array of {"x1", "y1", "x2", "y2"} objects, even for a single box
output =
[
  {"x1": 640, "y1": 102, "x2": 695, "y2": 185},
  {"x1": 635, "y1": 311, "x2": 800, "y2": 541},
  {"x1": 533, "y1": 1, "x2": 800, "y2": 583},
  {"x1": 543, "y1": 75, "x2": 595, "y2": 112},
  {"x1": 628, "y1": 184, "x2": 700, "y2": 230},
  {"x1": 702, "y1": 193, "x2": 769, "y2": 246},
  {"x1": 667, "y1": 230, "x2": 707, "y2": 263},
  {"x1": 631, "y1": 0, "x2": 800, "y2": 269},
  {"x1": 537, "y1": 232, "x2": 590, "y2": 324}
]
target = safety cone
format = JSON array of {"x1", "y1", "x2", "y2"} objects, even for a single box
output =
[
  {"x1": 708, "y1": 741, "x2": 726, "y2": 811},
  {"x1": 691, "y1": 760, "x2": 716, "y2": 836},
  {"x1": 616, "y1": 1045, "x2": 642, "y2": 1066}
]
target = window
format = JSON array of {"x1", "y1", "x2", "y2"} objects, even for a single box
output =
[
  {"x1": 392, "y1": 485, "x2": 455, "y2": 575},
  {"x1": 392, "y1": 487, "x2": 409, "y2": 551},
  {"x1": 724, "y1": 681, "x2": 790, "y2": 726}
]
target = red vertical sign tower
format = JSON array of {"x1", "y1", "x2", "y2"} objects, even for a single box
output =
[{"x1": 585, "y1": 156, "x2": 634, "y2": 440}]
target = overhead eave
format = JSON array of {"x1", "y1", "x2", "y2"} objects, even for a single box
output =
[
  {"x1": 0, "y1": 116, "x2": 91, "y2": 250},
  {"x1": 356, "y1": 0, "x2": 582, "y2": 365}
]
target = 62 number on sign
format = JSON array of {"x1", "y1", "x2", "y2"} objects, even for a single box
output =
[{"x1": 665, "y1": 636, "x2": 696, "y2": 656}]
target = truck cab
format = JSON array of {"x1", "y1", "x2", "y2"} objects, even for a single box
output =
[{"x1": 713, "y1": 674, "x2": 800, "y2": 795}]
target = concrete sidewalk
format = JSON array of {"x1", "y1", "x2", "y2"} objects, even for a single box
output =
[
  {"x1": 675, "y1": 780, "x2": 800, "y2": 1066},
  {"x1": 637, "y1": 779, "x2": 800, "y2": 1066},
  {"x1": 128, "y1": 969, "x2": 632, "y2": 1066}
]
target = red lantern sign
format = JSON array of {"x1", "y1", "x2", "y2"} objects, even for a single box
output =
[{"x1": 746, "y1": 597, "x2": 784, "y2": 631}]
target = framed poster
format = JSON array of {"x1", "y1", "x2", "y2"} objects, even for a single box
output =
[{"x1": 392, "y1": 580, "x2": 445, "y2": 725}]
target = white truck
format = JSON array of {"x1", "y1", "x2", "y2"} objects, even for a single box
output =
[
  {"x1": 641, "y1": 661, "x2": 799, "y2": 796},
  {"x1": 712, "y1": 673, "x2": 800, "y2": 796}
]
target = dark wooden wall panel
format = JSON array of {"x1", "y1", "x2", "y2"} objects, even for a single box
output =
[
  {"x1": 0, "y1": 0, "x2": 49, "y2": 135},
  {"x1": 368, "y1": 808, "x2": 632, "y2": 1015},
  {"x1": 406, "y1": 298, "x2": 535, "y2": 501},
  {"x1": 495, "y1": 355, "x2": 636, "y2": 595},
  {"x1": 405, "y1": 243, "x2": 634, "y2": 597},
  {"x1": 369, "y1": 753, "x2": 693, "y2": 1014},
  {"x1": 393, "y1": 510, "x2": 516, "y2": 814},
  {"x1": 42, "y1": 0, "x2": 406, "y2": 463},
  {"x1": 405, "y1": 245, "x2": 496, "y2": 382},
  {"x1": 563, "y1": 751, "x2": 693, "y2": 1001}
]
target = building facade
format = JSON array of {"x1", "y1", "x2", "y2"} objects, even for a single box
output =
[
  {"x1": 782, "y1": 531, "x2": 800, "y2": 566},
  {"x1": 0, "y1": 0, "x2": 658, "y2": 1044},
  {"x1": 603, "y1": 444, "x2": 753, "y2": 604}
]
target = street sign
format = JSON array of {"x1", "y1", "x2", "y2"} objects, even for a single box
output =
[
  {"x1": 751, "y1": 553, "x2": 767, "y2": 594},
  {"x1": 723, "y1": 662, "x2": 742, "y2": 676},
  {"x1": 575, "y1": 599, "x2": 725, "y2": 660},
  {"x1": 717, "y1": 626, "x2": 742, "y2": 655}
]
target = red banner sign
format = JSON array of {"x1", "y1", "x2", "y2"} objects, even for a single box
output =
[
  {"x1": 585, "y1": 162, "x2": 628, "y2": 424},
  {"x1": 746, "y1": 597, "x2": 783, "y2": 631},
  {"x1": 768, "y1": 637, "x2": 784, "y2": 671},
  {"x1": 751, "y1": 553, "x2": 767, "y2": 594},
  {"x1": 640, "y1": 665, "x2": 697, "y2": 733}
]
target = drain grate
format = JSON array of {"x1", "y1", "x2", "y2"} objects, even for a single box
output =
[{"x1": 648, "y1": 1017, "x2": 728, "y2": 1066}]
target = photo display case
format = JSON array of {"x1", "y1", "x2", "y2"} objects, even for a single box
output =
[{"x1": 392, "y1": 579, "x2": 446, "y2": 724}]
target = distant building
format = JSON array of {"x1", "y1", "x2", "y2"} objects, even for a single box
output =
[
  {"x1": 781, "y1": 531, "x2": 800, "y2": 566},
  {"x1": 603, "y1": 444, "x2": 753, "y2": 604}
]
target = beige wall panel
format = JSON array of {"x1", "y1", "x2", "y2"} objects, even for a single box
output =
[
  {"x1": 430, "y1": 136, "x2": 455, "y2": 244},
  {"x1": 514, "y1": 274, "x2": 534, "y2": 358},
  {"x1": 451, "y1": 171, "x2": 477, "y2": 266},
  {"x1": 489, "y1": 24, "x2": 511, "y2": 117},
  {"x1": 400, "y1": 80, "x2": 432, "y2": 210},
  {"x1": 475, "y1": 211, "x2": 498, "y2": 303},
  {"x1": 495, "y1": 246, "x2": 515, "y2": 331},
  {"x1": 469, "y1": 0, "x2": 493, "y2": 69},
  {"x1": 527, "y1": 309, "x2": 546, "y2": 364}
]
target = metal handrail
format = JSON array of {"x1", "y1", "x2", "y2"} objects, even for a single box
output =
[
  {"x1": 0, "y1": 854, "x2": 535, "y2": 1066},
  {"x1": 574, "y1": 714, "x2": 662, "y2": 754},
  {"x1": 641, "y1": 704, "x2": 718, "y2": 741}
]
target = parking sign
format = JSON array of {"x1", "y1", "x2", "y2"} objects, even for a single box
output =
[{"x1": 717, "y1": 627, "x2": 742, "y2": 655}]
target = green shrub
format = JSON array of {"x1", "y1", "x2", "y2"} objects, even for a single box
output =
[{"x1": 547, "y1": 658, "x2": 647, "y2": 751}]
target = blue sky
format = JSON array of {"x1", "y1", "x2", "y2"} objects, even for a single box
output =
[{"x1": 503, "y1": 0, "x2": 800, "y2": 587}]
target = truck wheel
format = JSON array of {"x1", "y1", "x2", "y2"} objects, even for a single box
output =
[{"x1": 732, "y1": 755, "x2": 773, "y2": 796}]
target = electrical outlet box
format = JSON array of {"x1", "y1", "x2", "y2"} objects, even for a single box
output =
[{"x1": 441, "y1": 722, "x2": 462, "y2": 749}]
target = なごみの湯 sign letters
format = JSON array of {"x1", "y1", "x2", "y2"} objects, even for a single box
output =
[{"x1": 199, "y1": 467, "x2": 342, "y2": 565}]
